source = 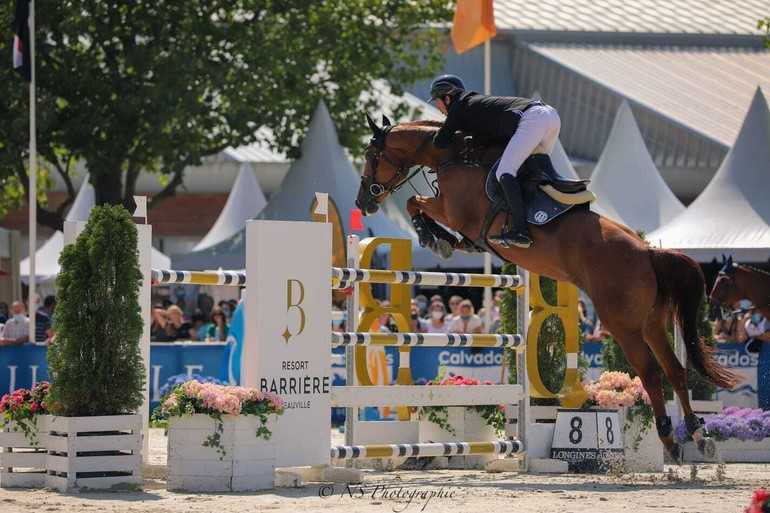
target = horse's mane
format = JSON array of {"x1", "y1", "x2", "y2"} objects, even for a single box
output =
[
  {"x1": 741, "y1": 264, "x2": 770, "y2": 279},
  {"x1": 392, "y1": 119, "x2": 442, "y2": 132}
]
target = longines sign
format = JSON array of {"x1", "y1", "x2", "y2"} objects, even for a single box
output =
[{"x1": 243, "y1": 220, "x2": 331, "y2": 468}]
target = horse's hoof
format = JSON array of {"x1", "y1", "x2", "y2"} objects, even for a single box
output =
[
  {"x1": 697, "y1": 437, "x2": 717, "y2": 459},
  {"x1": 669, "y1": 441, "x2": 684, "y2": 465},
  {"x1": 434, "y1": 239, "x2": 454, "y2": 260}
]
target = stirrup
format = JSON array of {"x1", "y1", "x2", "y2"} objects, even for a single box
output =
[{"x1": 490, "y1": 230, "x2": 532, "y2": 249}]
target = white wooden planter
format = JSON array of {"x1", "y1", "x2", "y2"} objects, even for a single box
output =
[
  {"x1": 1, "y1": 418, "x2": 48, "y2": 488},
  {"x1": 45, "y1": 414, "x2": 142, "y2": 493},
  {"x1": 619, "y1": 407, "x2": 663, "y2": 472},
  {"x1": 167, "y1": 414, "x2": 276, "y2": 492},
  {"x1": 418, "y1": 407, "x2": 499, "y2": 469},
  {"x1": 681, "y1": 437, "x2": 770, "y2": 463}
]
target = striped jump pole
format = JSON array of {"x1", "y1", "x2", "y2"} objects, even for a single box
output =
[
  {"x1": 151, "y1": 269, "x2": 246, "y2": 286},
  {"x1": 331, "y1": 267, "x2": 522, "y2": 289},
  {"x1": 330, "y1": 440, "x2": 523, "y2": 460},
  {"x1": 331, "y1": 332, "x2": 524, "y2": 349}
]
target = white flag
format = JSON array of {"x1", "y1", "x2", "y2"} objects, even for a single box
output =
[
  {"x1": 314, "y1": 192, "x2": 329, "y2": 218},
  {"x1": 133, "y1": 196, "x2": 147, "y2": 219}
]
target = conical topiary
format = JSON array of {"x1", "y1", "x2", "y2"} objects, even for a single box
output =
[{"x1": 47, "y1": 204, "x2": 144, "y2": 416}]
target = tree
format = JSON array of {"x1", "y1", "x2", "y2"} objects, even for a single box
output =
[
  {"x1": 760, "y1": 17, "x2": 770, "y2": 47},
  {"x1": 47, "y1": 205, "x2": 144, "y2": 416},
  {"x1": 0, "y1": 1, "x2": 451, "y2": 218}
]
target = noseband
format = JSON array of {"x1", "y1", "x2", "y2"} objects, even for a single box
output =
[{"x1": 361, "y1": 126, "x2": 433, "y2": 202}]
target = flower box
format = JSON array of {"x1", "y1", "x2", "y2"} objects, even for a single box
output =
[
  {"x1": 45, "y1": 414, "x2": 142, "y2": 493},
  {"x1": 680, "y1": 437, "x2": 770, "y2": 463},
  {"x1": 0, "y1": 419, "x2": 47, "y2": 488},
  {"x1": 167, "y1": 414, "x2": 276, "y2": 492},
  {"x1": 618, "y1": 407, "x2": 663, "y2": 472},
  {"x1": 418, "y1": 407, "x2": 498, "y2": 469}
]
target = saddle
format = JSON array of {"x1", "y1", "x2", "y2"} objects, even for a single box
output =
[{"x1": 484, "y1": 154, "x2": 594, "y2": 226}]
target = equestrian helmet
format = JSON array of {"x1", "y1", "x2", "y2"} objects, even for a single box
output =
[{"x1": 428, "y1": 74, "x2": 466, "y2": 101}]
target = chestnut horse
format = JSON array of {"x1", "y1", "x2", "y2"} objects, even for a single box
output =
[
  {"x1": 355, "y1": 117, "x2": 742, "y2": 463},
  {"x1": 709, "y1": 255, "x2": 770, "y2": 320}
]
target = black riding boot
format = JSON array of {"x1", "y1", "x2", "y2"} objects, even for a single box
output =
[{"x1": 490, "y1": 173, "x2": 532, "y2": 249}]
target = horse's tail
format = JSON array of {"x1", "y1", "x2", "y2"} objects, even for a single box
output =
[{"x1": 648, "y1": 248, "x2": 743, "y2": 389}]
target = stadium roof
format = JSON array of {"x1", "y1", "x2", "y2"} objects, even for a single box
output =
[
  {"x1": 528, "y1": 44, "x2": 770, "y2": 147},
  {"x1": 495, "y1": 0, "x2": 768, "y2": 35}
]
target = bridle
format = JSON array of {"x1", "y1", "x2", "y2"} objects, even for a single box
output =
[
  {"x1": 710, "y1": 269, "x2": 738, "y2": 320},
  {"x1": 360, "y1": 125, "x2": 434, "y2": 202}
]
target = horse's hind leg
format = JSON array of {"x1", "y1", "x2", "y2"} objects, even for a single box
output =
[
  {"x1": 644, "y1": 309, "x2": 716, "y2": 460},
  {"x1": 601, "y1": 324, "x2": 676, "y2": 460}
]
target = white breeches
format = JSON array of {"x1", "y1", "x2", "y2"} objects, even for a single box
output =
[{"x1": 495, "y1": 104, "x2": 561, "y2": 179}]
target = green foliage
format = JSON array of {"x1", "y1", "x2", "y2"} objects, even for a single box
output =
[
  {"x1": 501, "y1": 264, "x2": 565, "y2": 406},
  {"x1": 47, "y1": 205, "x2": 145, "y2": 416},
  {"x1": 760, "y1": 17, "x2": 770, "y2": 47},
  {"x1": 0, "y1": 1, "x2": 452, "y2": 208}
]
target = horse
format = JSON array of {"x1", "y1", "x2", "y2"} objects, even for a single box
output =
[
  {"x1": 709, "y1": 255, "x2": 770, "y2": 321},
  {"x1": 355, "y1": 116, "x2": 742, "y2": 463}
]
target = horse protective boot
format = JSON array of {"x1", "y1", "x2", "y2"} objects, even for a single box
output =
[{"x1": 490, "y1": 173, "x2": 533, "y2": 249}]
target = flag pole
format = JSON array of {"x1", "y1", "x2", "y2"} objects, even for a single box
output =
[
  {"x1": 27, "y1": 0, "x2": 37, "y2": 332},
  {"x1": 483, "y1": 38, "x2": 493, "y2": 339}
]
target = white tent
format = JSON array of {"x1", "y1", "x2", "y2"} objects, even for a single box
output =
[
  {"x1": 589, "y1": 100, "x2": 685, "y2": 234},
  {"x1": 648, "y1": 88, "x2": 770, "y2": 262},
  {"x1": 21, "y1": 177, "x2": 171, "y2": 287},
  {"x1": 192, "y1": 163, "x2": 267, "y2": 251}
]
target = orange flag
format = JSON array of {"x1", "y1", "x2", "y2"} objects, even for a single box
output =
[{"x1": 451, "y1": 0, "x2": 497, "y2": 54}]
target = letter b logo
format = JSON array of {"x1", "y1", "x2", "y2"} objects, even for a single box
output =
[{"x1": 282, "y1": 279, "x2": 306, "y2": 343}]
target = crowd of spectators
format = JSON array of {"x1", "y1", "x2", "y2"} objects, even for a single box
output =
[
  {"x1": 0, "y1": 295, "x2": 56, "y2": 346},
  {"x1": 150, "y1": 292, "x2": 239, "y2": 342}
]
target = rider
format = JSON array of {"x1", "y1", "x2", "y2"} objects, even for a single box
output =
[{"x1": 428, "y1": 74, "x2": 562, "y2": 249}]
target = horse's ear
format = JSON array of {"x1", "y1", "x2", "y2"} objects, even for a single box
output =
[
  {"x1": 381, "y1": 114, "x2": 392, "y2": 127},
  {"x1": 728, "y1": 255, "x2": 734, "y2": 267},
  {"x1": 366, "y1": 114, "x2": 380, "y2": 135}
]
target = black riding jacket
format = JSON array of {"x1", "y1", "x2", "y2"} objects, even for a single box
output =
[{"x1": 433, "y1": 91, "x2": 535, "y2": 149}]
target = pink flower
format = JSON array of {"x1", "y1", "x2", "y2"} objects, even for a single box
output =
[{"x1": 30, "y1": 402, "x2": 38, "y2": 413}]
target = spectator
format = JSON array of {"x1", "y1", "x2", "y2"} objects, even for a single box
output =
[
  {"x1": 228, "y1": 299, "x2": 238, "y2": 319},
  {"x1": 714, "y1": 299, "x2": 752, "y2": 342},
  {"x1": 446, "y1": 295, "x2": 463, "y2": 322},
  {"x1": 167, "y1": 305, "x2": 194, "y2": 340},
  {"x1": 173, "y1": 286, "x2": 187, "y2": 311},
  {"x1": 578, "y1": 297, "x2": 594, "y2": 337},
  {"x1": 199, "y1": 294, "x2": 214, "y2": 321},
  {"x1": 206, "y1": 306, "x2": 230, "y2": 341},
  {"x1": 584, "y1": 318, "x2": 610, "y2": 342},
  {"x1": 189, "y1": 309, "x2": 209, "y2": 341},
  {"x1": 374, "y1": 300, "x2": 395, "y2": 333},
  {"x1": 0, "y1": 301, "x2": 30, "y2": 346},
  {"x1": 0, "y1": 301, "x2": 9, "y2": 324},
  {"x1": 491, "y1": 290, "x2": 505, "y2": 323},
  {"x1": 332, "y1": 303, "x2": 346, "y2": 332},
  {"x1": 420, "y1": 301, "x2": 449, "y2": 333},
  {"x1": 415, "y1": 294, "x2": 429, "y2": 318},
  {"x1": 737, "y1": 307, "x2": 770, "y2": 355},
  {"x1": 448, "y1": 299, "x2": 483, "y2": 334},
  {"x1": 429, "y1": 294, "x2": 444, "y2": 305}
]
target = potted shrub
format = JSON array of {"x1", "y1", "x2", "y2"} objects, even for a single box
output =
[
  {"x1": 46, "y1": 205, "x2": 145, "y2": 492},
  {"x1": 582, "y1": 371, "x2": 661, "y2": 472},
  {"x1": 676, "y1": 407, "x2": 770, "y2": 462},
  {"x1": 154, "y1": 380, "x2": 284, "y2": 492},
  {"x1": 0, "y1": 382, "x2": 50, "y2": 487},
  {"x1": 413, "y1": 373, "x2": 505, "y2": 469}
]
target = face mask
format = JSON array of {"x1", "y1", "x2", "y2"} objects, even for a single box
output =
[
  {"x1": 751, "y1": 314, "x2": 762, "y2": 324},
  {"x1": 13, "y1": 314, "x2": 24, "y2": 322},
  {"x1": 740, "y1": 300, "x2": 752, "y2": 310},
  {"x1": 332, "y1": 319, "x2": 344, "y2": 327},
  {"x1": 461, "y1": 315, "x2": 471, "y2": 321},
  {"x1": 418, "y1": 301, "x2": 427, "y2": 310},
  {"x1": 431, "y1": 311, "x2": 444, "y2": 320}
]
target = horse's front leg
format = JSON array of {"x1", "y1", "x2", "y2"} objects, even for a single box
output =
[{"x1": 406, "y1": 196, "x2": 459, "y2": 260}]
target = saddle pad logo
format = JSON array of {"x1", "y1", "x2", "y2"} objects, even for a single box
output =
[{"x1": 534, "y1": 210, "x2": 549, "y2": 223}]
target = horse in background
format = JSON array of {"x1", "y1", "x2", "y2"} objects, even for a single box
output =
[
  {"x1": 355, "y1": 116, "x2": 742, "y2": 463},
  {"x1": 709, "y1": 255, "x2": 770, "y2": 320}
]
